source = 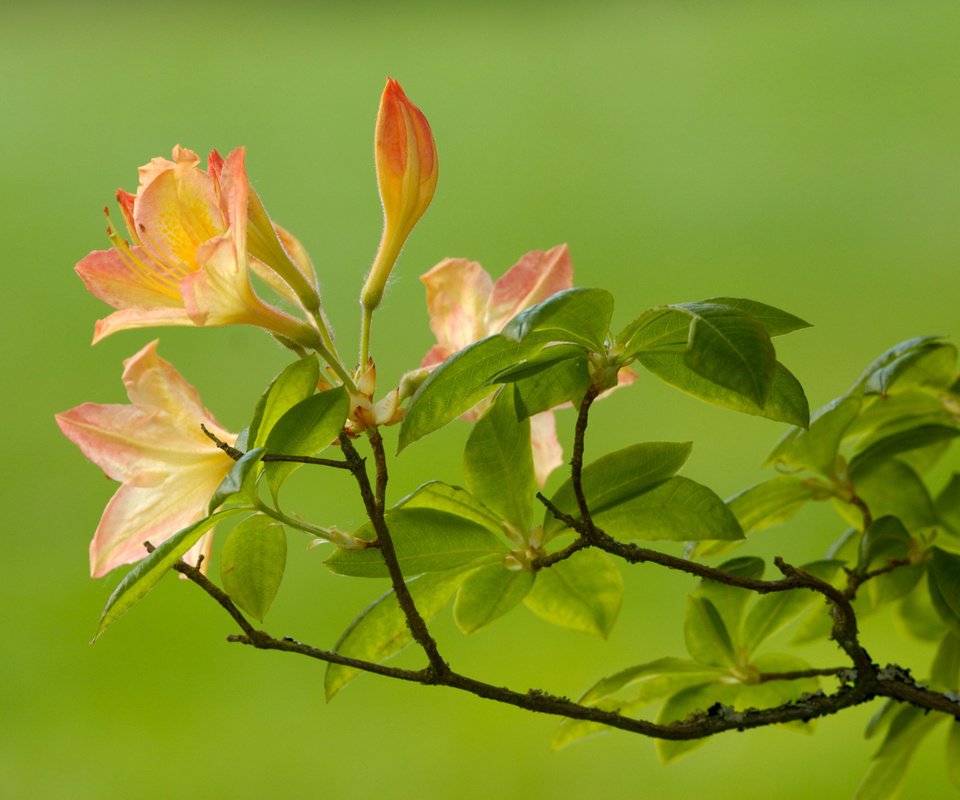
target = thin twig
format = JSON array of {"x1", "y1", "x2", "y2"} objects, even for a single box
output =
[
  {"x1": 200, "y1": 424, "x2": 244, "y2": 461},
  {"x1": 261, "y1": 453, "x2": 352, "y2": 469}
]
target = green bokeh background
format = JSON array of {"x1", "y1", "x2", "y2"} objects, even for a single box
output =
[{"x1": 3, "y1": 1, "x2": 959, "y2": 797}]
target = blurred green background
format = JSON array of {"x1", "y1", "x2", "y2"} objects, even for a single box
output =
[{"x1": 3, "y1": 0, "x2": 959, "y2": 797}]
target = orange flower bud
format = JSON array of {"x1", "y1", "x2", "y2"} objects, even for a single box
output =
[{"x1": 361, "y1": 79, "x2": 438, "y2": 311}]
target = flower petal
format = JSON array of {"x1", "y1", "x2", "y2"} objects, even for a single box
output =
[
  {"x1": 485, "y1": 244, "x2": 574, "y2": 332},
  {"x1": 420, "y1": 258, "x2": 494, "y2": 354},
  {"x1": 529, "y1": 411, "x2": 564, "y2": 488},
  {"x1": 91, "y1": 307, "x2": 194, "y2": 344},
  {"x1": 89, "y1": 460, "x2": 228, "y2": 577},
  {"x1": 76, "y1": 248, "x2": 184, "y2": 310}
]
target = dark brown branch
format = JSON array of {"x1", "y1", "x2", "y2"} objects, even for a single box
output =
[
  {"x1": 339, "y1": 434, "x2": 448, "y2": 676},
  {"x1": 757, "y1": 667, "x2": 847, "y2": 684},
  {"x1": 570, "y1": 387, "x2": 600, "y2": 537},
  {"x1": 844, "y1": 558, "x2": 912, "y2": 599},
  {"x1": 260, "y1": 453, "x2": 352, "y2": 469}
]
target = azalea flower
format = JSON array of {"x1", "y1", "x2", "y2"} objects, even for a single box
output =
[
  {"x1": 56, "y1": 341, "x2": 238, "y2": 578},
  {"x1": 419, "y1": 245, "x2": 575, "y2": 486},
  {"x1": 76, "y1": 146, "x2": 321, "y2": 347}
]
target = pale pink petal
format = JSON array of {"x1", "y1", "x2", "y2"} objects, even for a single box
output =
[
  {"x1": 420, "y1": 258, "x2": 494, "y2": 353},
  {"x1": 218, "y1": 147, "x2": 249, "y2": 255},
  {"x1": 89, "y1": 459, "x2": 229, "y2": 577},
  {"x1": 182, "y1": 530, "x2": 215, "y2": 574},
  {"x1": 133, "y1": 158, "x2": 223, "y2": 269},
  {"x1": 529, "y1": 411, "x2": 564, "y2": 488},
  {"x1": 485, "y1": 244, "x2": 574, "y2": 332},
  {"x1": 76, "y1": 249, "x2": 184, "y2": 310},
  {"x1": 120, "y1": 341, "x2": 233, "y2": 443},
  {"x1": 92, "y1": 307, "x2": 194, "y2": 344},
  {"x1": 420, "y1": 343, "x2": 453, "y2": 369}
]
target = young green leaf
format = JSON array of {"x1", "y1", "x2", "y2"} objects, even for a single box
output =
[
  {"x1": 220, "y1": 515, "x2": 286, "y2": 621},
  {"x1": 324, "y1": 508, "x2": 508, "y2": 578},
  {"x1": 677, "y1": 302, "x2": 777, "y2": 406},
  {"x1": 324, "y1": 570, "x2": 468, "y2": 700},
  {"x1": 263, "y1": 386, "x2": 349, "y2": 500},
  {"x1": 742, "y1": 561, "x2": 842, "y2": 654},
  {"x1": 589, "y1": 477, "x2": 743, "y2": 543},
  {"x1": 929, "y1": 548, "x2": 960, "y2": 636},
  {"x1": 463, "y1": 391, "x2": 536, "y2": 532},
  {"x1": 453, "y1": 564, "x2": 535, "y2": 633},
  {"x1": 395, "y1": 481, "x2": 504, "y2": 535},
  {"x1": 701, "y1": 297, "x2": 811, "y2": 336},
  {"x1": 617, "y1": 306, "x2": 690, "y2": 355},
  {"x1": 931, "y1": 633, "x2": 960, "y2": 692},
  {"x1": 399, "y1": 335, "x2": 538, "y2": 450},
  {"x1": 684, "y1": 596, "x2": 737, "y2": 668},
  {"x1": 863, "y1": 340, "x2": 957, "y2": 396},
  {"x1": 501, "y1": 288, "x2": 614, "y2": 351},
  {"x1": 849, "y1": 424, "x2": 960, "y2": 476},
  {"x1": 543, "y1": 441, "x2": 693, "y2": 537},
  {"x1": 208, "y1": 446, "x2": 265, "y2": 513},
  {"x1": 488, "y1": 343, "x2": 588, "y2": 384},
  {"x1": 898, "y1": 580, "x2": 944, "y2": 641},
  {"x1": 849, "y1": 459, "x2": 938, "y2": 532},
  {"x1": 523, "y1": 549, "x2": 623, "y2": 637},
  {"x1": 937, "y1": 474, "x2": 960, "y2": 535},
  {"x1": 512, "y1": 358, "x2": 591, "y2": 420},
  {"x1": 858, "y1": 516, "x2": 912, "y2": 573},
  {"x1": 635, "y1": 352, "x2": 809, "y2": 427},
  {"x1": 93, "y1": 509, "x2": 244, "y2": 640},
  {"x1": 852, "y1": 336, "x2": 946, "y2": 394},
  {"x1": 766, "y1": 396, "x2": 861, "y2": 477},
  {"x1": 247, "y1": 355, "x2": 320, "y2": 448},
  {"x1": 693, "y1": 557, "x2": 765, "y2": 652},
  {"x1": 728, "y1": 475, "x2": 825, "y2": 535}
]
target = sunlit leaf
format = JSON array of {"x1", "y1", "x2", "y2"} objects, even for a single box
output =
[
  {"x1": 701, "y1": 297, "x2": 811, "y2": 336},
  {"x1": 693, "y1": 557, "x2": 764, "y2": 652},
  {"x1": 544, "y1": 441, "x2": 693, "y2": 537},
  {"x1": 208, "y1": 446, "x2": 265, "y2": 513},
  {"x1": 524, "y1": 549, "x2": 623, "y2": 637},
  {"x1": 220, "y1": 515, "x2": 286, "y2": 621},
  {"x1": 247, "y1": 355, "x2": 320, "y2": 447},
  {"x1": 325, "y1": 508, "x2": 507, "y2": 578},
  {"x1": 849, "y1": 424, "x2": 960, "y2": 476},
  {"x1": 453, "y1": 564, "x2": 535, "y2": 633},
  {"x1": 849, "y1": 459, "x2": 938, "y2": 532},
  {"x1": 766, "y1": 396, "x2": 861, "y2": 478},
  {"x1": 502, "y1": 288, "x2": 614, "y2": 351},
  {"x1": 395, "y1": 481, "x2": 504, "y2": 535},
  {"x1": 858, "y1": 516, "x2": 911, "y2": 573},
  {"x1": 685, "y1": 596, "x2": 736, "y2": 667},
  {"x1": 512, "y1": 358, "x2": 591, "y2": 420},
  {"x1": 729, "y1": 475, "x2": 825, "y2": 535}
]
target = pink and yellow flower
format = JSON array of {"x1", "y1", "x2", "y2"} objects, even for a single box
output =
[
  {"x1": 361, "y1": 79, "x2": 438, "y2": 311},
  {"x1": 56, "y1": 341, "x2": 238, "y2": 578},
  {"x1": 76, "y1": 146, "x2": 321, "y2": 346},
  {"x1": 419, "y1": 244, "x2": 575, "y2": 487}
]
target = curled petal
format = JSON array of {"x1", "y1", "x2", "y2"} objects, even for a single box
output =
[{"x1": 92, "y1": 308, "x2": 193, "y2": 345}]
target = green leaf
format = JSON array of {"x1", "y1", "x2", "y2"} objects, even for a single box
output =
[
  {"x1": 488, "y1": 343, "x2": 588, "y2": 383},
  {"x1": 656, "y1": 682, "x2": 740, "y2": 763},
  {"x1": 742, "y1": 561, "x2": 842, "y2": 654},
  {"x1": 636, "y1": 352, "x2": 809, "y2": 427},
  {"x1": 512, "y1": 358, "x2": 591, "y2": 420},
  {"x1": 463, "y1": 390, "x2": 536, "y2": 532},
  {"x1": 947, "y1": 722, "x2": 960, "y2": 789},
  {"x1": 400, "y1": 335, "x2": 539, "y2": 450},
  {"x1": 524, "y1": 549, "x2": 623, "y2": 637},
  {"x1": 684, "y1": 596, "x2": 737, "y2": 667},
  {"x1": 849, "y1": 424, "x2": 960, "y2": 475},
  {"x1": 247, "y1": 356, "x2": 319, "y2": 448},
  {"x1": 324, "y1": 570, "x2": 468, "y2": 699},
  {"x1": 931, "y1": 633, "x2": 960, "y2": 691},
  {"x1": 324, "y1": 508, "x2": 507, "y2": 578},
  {"x1": 219, "y1": 515, "x2": 286, "y2": 621},
  {"x1": 848, "y1": 459, "x2": 938, "y2": 532},
  {"x1": 453, "y1": 564, "x2": 535, "y2": 633},
  {"x1": 858, "y1": 516, "x2": 912, "y2": 572},
  {"x1": 395, "y1": 481, "x2": 504, "y2": 535},
  {"x1": 502, "y1": 288, "x2": 614, "y2": 351},
  {"x1": 929, "y1": 548, "x2": 960, "y2": 637},
  {"x1": 863, "y1": 341, "x2": 957, "y2": 396},
  {"x1": 543, "y1": 441, "x2": 693, "y2": 537},
  {"x1": 701, "y1": 297, "x2": 811, "y2": 336},
  {"x1": 553, "y1": 658, "x2": 724, "y2": 751},
  {"x1": 898, "y1": 580, "x2": 944, "y2": 641},
  {"x1": 208, "y1": 447, "x2": 265, "y2": 513},
  {"x1": 590, "y1": 477, "x2": 743, "y2": 543},
  {"x1": 617, "y1": 307, "x2": 690, "y2": 354},
  {"x1": 848, "y1": 390, "x2": 951, "y2": 441},
  {"x1": 728, "y1": 475, "x2": 825, "y2": 535},
  {"x1": 766, "y1": 396, "x2": 861, "y2": 477},
  {"x1": 854, "y1": 706, "x2": 944, "y2": 800},
  {"x1": 263, "y1": 386, "x2": 349, "y2": 500},
  {"x1": 852, "y1": 336, "x2": 946, "y2": 394},
  {"x1": 676, "y1": 302, "x2": 777, "y2": 406},
  {"x1": 93, "y1": 509, "x2": 243, "y2": 640},
  {"x1": 937, "y1": 474, "x2": 960, "y2": 535},
  {"x1": 739, "y1": 653, "x2": 821, "y2": 732},
  {"x1": 694, "y1": 557, "x2": 765, "y2": 652}
]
